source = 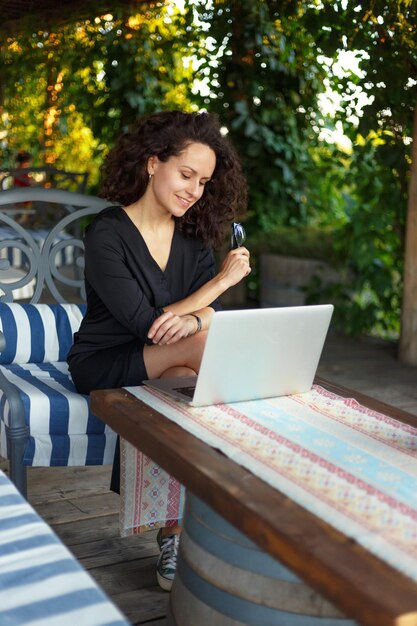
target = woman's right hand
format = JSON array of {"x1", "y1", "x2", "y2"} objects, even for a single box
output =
[
  {"x1": 147, "y1": 311, "x2": 198, "y2": 345},
  {"x1": 217, "y1": 247, "x2": 251, "y2": 289}
]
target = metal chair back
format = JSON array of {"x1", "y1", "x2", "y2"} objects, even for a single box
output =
[{"x1": 0, "y1": 188, "x2": 108, "y2": 303}]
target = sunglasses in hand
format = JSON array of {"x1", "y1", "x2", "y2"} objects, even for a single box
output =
[{"x1": 231, "y1": 222, "x2": 246, "y2": 249}]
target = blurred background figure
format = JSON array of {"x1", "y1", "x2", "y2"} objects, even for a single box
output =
[
  {"x1": 12, "y1": 150, "x2": 34, "y2": 218},
  {"x1": 13, "y1": 150, "x2": 33, "y2": 187}
]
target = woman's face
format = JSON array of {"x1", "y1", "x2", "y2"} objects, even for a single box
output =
[{"x1": 148, "y1": 142, "x2": 216, "y2": 218}]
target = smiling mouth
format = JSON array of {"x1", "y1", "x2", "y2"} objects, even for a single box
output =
[{"x1": 176, "y1": 195, "x2": 191, "y2": 208}]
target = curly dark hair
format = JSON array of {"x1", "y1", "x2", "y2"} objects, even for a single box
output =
[{"x1": 99, "y1": 111, "x2": 247, "y2": 248}]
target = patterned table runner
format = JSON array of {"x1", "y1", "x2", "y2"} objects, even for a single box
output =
[{"x1": 121, "y1": 384, "x2": 417, "y2": 583}]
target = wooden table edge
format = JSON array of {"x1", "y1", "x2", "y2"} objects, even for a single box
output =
[{"x1": 91, "y1": 379, "x2": 417, "y2": 626}]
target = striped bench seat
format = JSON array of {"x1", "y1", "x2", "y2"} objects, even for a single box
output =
[
  {"x1": 0, "y1": 303, "x2": 117, "y2": 495},
  {"x1": 0, "y1": 469, "x2": 130, "y2": 626}
]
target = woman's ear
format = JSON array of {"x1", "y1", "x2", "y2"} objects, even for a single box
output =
[{"x1": 147, "y1": 155, "x2": 158, "y2": 176}]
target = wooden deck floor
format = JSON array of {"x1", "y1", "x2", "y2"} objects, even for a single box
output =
[
  {"x1": 1, "y1": 332, "x2": 416, "y2": 625},
  {"x1": 318, "y1": 331, "x2": 417, "y2": 414}
]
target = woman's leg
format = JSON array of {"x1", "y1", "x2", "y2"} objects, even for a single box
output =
[
  {"x1": 143, "y1": 331, "x2": 207, "y2": 379},
  {"x1": 143, "y1": 332, "x2": 208, "y2": 589},
  {"x1": 143, "y1": 331, "x2": 207, "y2": 532},
  {"x1": 160, "y1": 366, "x2": 196, "y2": 379}
]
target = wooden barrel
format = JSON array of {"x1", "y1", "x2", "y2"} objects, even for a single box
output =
[{"x1": 168, "y1": 494, "x2": 356, "y2": 626}]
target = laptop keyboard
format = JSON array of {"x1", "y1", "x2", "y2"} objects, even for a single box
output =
[{"x1": 173, "y1": 385, "x2": 196, "y2": 399}]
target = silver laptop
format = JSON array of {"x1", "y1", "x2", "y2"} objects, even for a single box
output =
[{"x1": 144, "y1": 304, "x2": 334, "y2": 407}]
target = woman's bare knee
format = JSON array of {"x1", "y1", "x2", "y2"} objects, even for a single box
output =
[
  {"x1": 143, "y1": 331, "x2": 207, "y2": 379},
  {"x1": 160, "y1": 366, "x2": 197, "y2": 379}
]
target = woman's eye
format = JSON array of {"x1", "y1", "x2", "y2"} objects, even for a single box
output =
[{"x1": 181, "y1": 173, "x2": 190, "y2": 180}]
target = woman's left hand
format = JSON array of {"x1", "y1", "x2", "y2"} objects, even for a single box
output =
[{"x1": 147, "y1": 311, "x2": 198, "y2": 345}]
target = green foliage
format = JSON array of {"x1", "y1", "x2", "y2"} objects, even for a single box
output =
[
  {"x1": 193, "y1": 0, "x2": 414, "y2": 338},
  {"x1": 0, "y1": 2, "x2": 200, "y2": 187},
  {"x1": 315, "y1": 133, "x2": 407, "y2": 338},
  {"x1": 1, "y1": 0, "x2": 416, "y2": 339},
  {"x1": 193, "y1": 0, "x2": 330, "y2": 231},
  {"x1": 298, "y1": 1, "x2": 416, "y2": 337}
]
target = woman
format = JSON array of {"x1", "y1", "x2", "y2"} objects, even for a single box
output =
[{"x1": 67, "y1": 110, "x2": 250, "y2": 590}]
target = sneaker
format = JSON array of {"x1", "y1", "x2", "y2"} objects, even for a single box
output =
[{"x1": 156, "y1": 532, "x2": 180, "y2": 591}]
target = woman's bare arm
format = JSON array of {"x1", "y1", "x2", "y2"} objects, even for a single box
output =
[{"x1": 147, "y1": 247, "x2": 251, "y2": 344}]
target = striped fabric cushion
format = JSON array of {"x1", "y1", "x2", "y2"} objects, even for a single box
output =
[
  {"x1": 0, "y1": 302, "x2": 117, "y2": 467},
  {"x1": 0, "y1": 469, "x2": 130, "y2": 626},
  {"x1": 0, "y1": 303, "x2": 86, "y2": 364},
  {"x1": 0, "y1": 361, "x2": 117, "y2": 466}
]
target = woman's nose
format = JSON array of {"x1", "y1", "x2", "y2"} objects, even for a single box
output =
[{"x1": 186, "y1": 178, "x2": 200, "y2": 197}]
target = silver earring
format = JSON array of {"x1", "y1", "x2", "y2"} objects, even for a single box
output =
[{"x1": 148, "y1": 173, "x2": 153, "y2": 181}]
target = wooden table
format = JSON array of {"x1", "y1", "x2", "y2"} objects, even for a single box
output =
[{"x1": 91, "y1": 378, "x2": 417, "y2": 626}]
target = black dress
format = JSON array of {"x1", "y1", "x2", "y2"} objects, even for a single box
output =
[{"x1": 67, "y1": 205, "x2": 222, "y2": 393}]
